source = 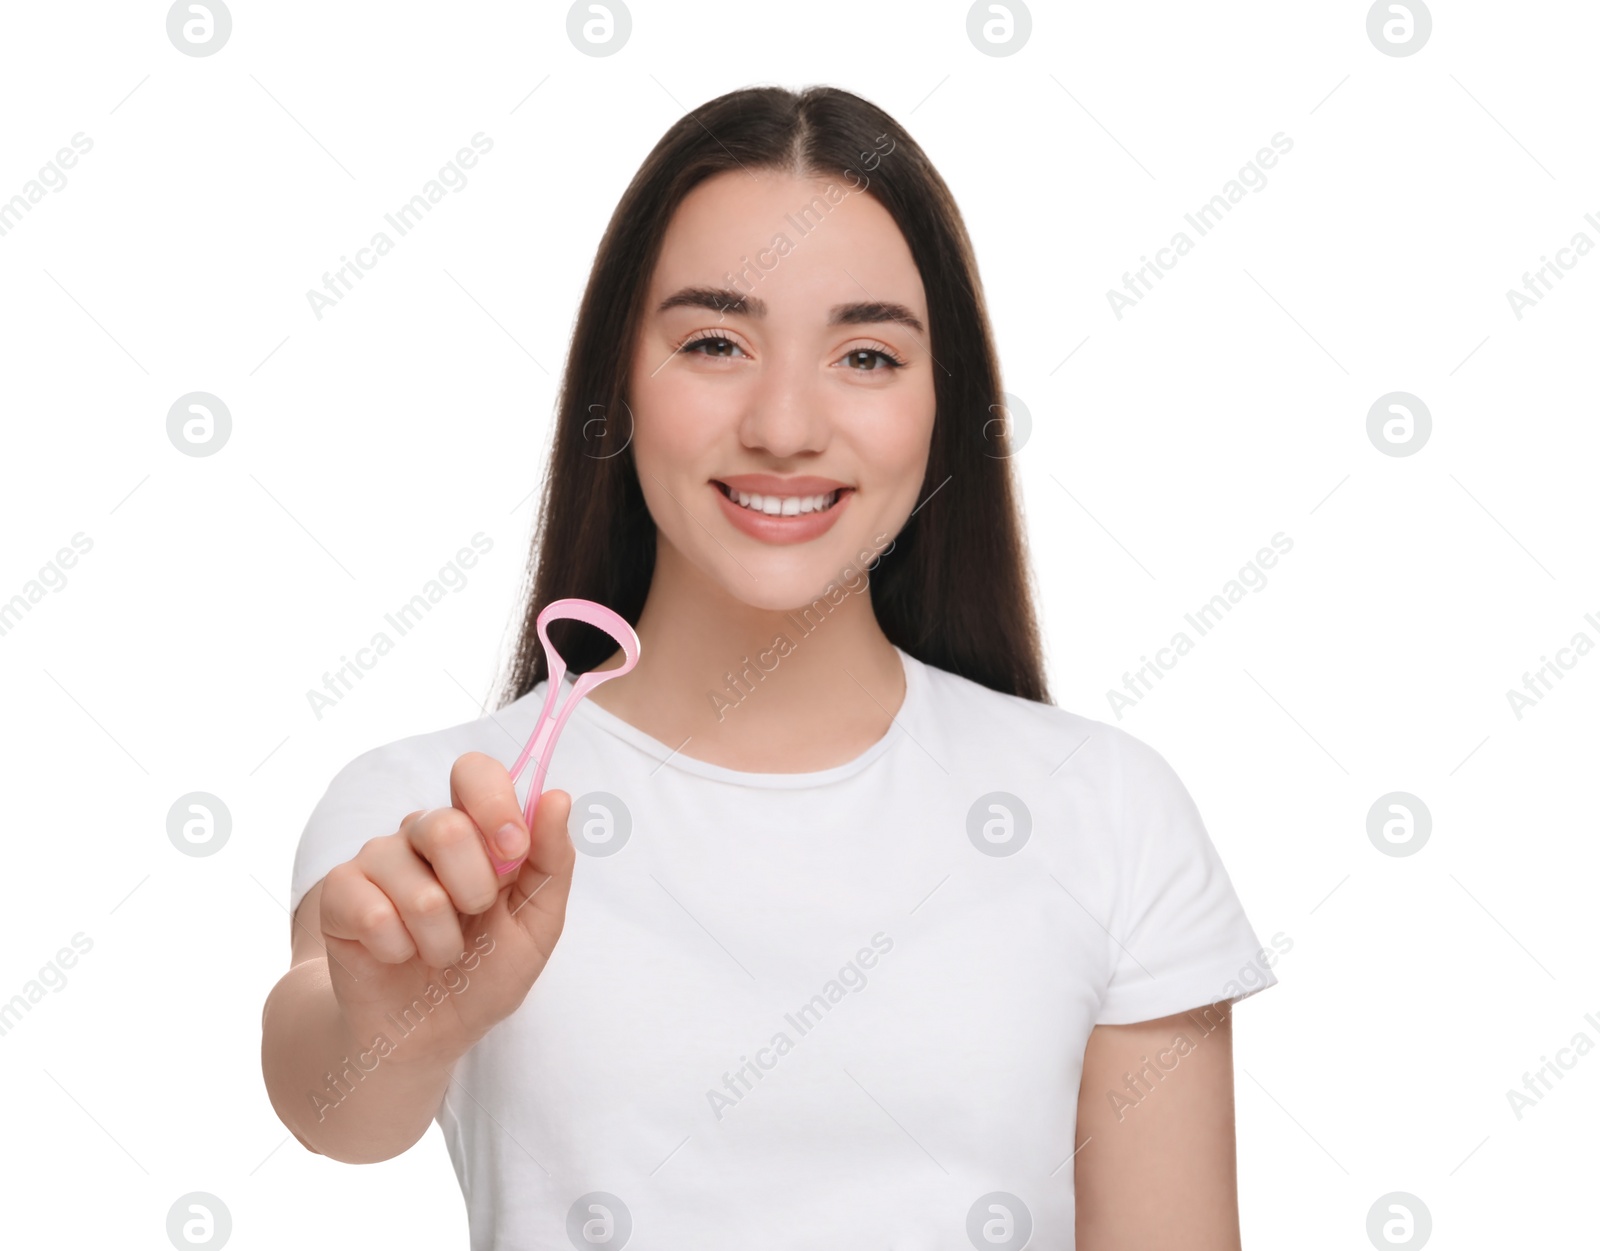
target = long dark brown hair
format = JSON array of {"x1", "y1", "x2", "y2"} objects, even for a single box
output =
[{"x1": 495, "y1": 84, "x2": 1049, "y2": 709}]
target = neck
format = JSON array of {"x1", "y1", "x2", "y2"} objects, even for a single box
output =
[{"x1": 585, "y1": 533, "x2": 906, "y2": 772}]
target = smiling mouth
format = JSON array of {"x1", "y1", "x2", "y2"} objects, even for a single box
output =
[{"x1": 713, "y1": 481, "x2": 852, "y2": 516}]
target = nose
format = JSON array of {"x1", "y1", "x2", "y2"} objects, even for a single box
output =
[{"x1": 736, "y1": 346, "x2": 830, "y2": 459}]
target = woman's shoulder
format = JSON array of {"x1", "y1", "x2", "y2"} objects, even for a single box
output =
[
  {"x1": 322, "y1": 683, "x2": 549, "y2": 784},
  {"x1": 909, "y1": 651, "x2": 1183, "y2": 789}
]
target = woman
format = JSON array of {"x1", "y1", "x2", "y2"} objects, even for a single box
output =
[{"x1": 263, "y1": 84, "x2": 1279, "y2": 1249}]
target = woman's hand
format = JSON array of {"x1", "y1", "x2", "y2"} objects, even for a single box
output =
[{"x1": 316, "y1": 751, "x2": 576, "y2": 1070}]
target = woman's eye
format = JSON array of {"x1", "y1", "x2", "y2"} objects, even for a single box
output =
[
  {"x1": 840, "y1": 347, "x2": 905, "y2": 371},
  {"x1": 680, "y1": 336, "x2": 745, "y2": 358}
]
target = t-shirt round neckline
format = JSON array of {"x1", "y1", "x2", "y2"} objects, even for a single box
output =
[{"x1": 565, "y1": 644, "x2": 925, "y2": 789}]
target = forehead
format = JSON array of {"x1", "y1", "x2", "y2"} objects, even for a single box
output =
[{"x1": 649, "y1": 168, "x2": 926, "y2": 318}]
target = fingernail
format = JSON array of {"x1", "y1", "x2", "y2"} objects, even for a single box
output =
[{"x1": 494, "y1": 821, "x2": 526, "y2": 859}]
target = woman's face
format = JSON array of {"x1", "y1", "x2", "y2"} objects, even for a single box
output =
[{"x1": 628, "y1": 168, "x2": 936, "y2": 611}]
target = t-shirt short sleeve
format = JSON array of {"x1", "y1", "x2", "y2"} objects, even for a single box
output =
[
  {"x1": 1094, "y1": 728, "x2": 1279, "y2": 1025},
  {"x1": 288, "y1": 741, "x2": 441, "y2": 919}
]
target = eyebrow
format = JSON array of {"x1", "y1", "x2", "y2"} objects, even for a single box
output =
[{"x1": 656, "y1": 286, "x2": 925, "y2": 335}]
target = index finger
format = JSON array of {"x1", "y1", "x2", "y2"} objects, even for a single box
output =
[{"x1": 448, "y1": 750, "x2": 530, "y2": 873}]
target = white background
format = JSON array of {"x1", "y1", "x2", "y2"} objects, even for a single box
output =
[{"x1": 1, "y1": 0, "x2": 1595, "y2": 1247}]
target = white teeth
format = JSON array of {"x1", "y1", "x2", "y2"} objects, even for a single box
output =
[{"x1": 730, "y1": 488, "x2": 839, "y2": 515}]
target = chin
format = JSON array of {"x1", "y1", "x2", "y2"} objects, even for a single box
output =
[{"x1": 698, "y1": 528, "x2": 883, "y2": 615}]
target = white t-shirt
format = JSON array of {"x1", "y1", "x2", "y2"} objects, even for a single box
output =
[{"x1": 289, "y1": 644, "x2": 1278, "y2": 1250}]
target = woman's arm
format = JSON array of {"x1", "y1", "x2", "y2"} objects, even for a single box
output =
[
  {"x1": 1075, "y1": 1003, "x2": 1244, "y2": 1251},
  {"x1": 260, "y1": 879, "x2": 456, "y2": 1164}
]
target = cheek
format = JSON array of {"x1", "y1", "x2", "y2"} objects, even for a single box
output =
[
  {"x1": 858, "y1": 377, "x2": 936, "y2": 487},
  {"x1": 630, "y1": 358, "x2": 742, "y2": 473}
]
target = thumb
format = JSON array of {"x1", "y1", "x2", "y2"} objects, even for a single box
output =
[
  {"x1": 521, "y1": 788, "x2": 574, "y2": 878},
  {"x1": 489, "y1": 786, "x2": 573, "y2": 877},
  {"x1": 504, "y1": 789, "x2": 575, "y2": 924}
]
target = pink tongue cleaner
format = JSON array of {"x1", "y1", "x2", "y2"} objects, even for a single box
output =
[{"x1": 488, "y1": 598, "x2": 641, "y2": 875}]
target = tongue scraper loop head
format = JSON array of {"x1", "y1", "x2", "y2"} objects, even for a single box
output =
[{"x1": 490, "y1": 597, "x2": 641, "y2": 875}]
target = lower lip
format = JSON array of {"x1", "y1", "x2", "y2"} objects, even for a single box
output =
[{"x1": 712, "y1": 483, "x2": 853, "y2": 545}]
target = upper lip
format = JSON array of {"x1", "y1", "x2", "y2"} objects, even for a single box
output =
[{"x1": 713, "y1": 474, "x2": 851, "y2": 495}]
